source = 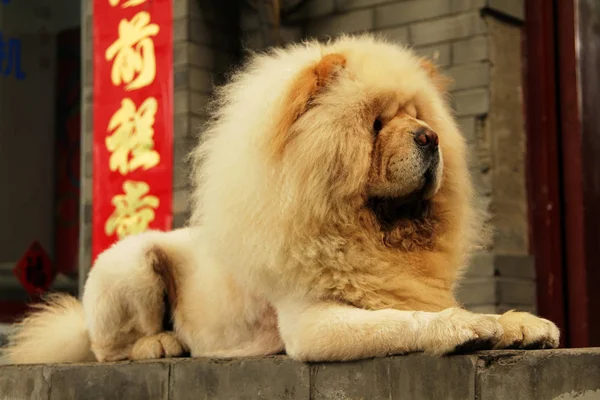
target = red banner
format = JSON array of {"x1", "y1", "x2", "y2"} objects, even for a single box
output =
[{"x1": 92, "y1": 0, "x2": 173, "y2": 263}]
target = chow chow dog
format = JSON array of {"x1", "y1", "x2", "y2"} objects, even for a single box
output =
[{"x1": 5, "y1": 35, "x2": 559, "y2": 364}]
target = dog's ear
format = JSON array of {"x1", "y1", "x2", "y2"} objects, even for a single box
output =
[
  {"x1": 271, "y1": 53, "x2": 346, "y2": 157},
  {"x1": 419, "y1": 58, "x2": 452, "y2": 93}
]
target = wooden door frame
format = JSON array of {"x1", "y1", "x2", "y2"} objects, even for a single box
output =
[{"x1": 524, "y1": 0, "x2": 600, "y2": 347}]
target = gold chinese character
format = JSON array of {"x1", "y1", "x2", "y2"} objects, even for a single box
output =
[
  {"x1": 105, "y1": 180, "x2": 159, "y2": 238},
  {"x1": 109, "y1": 0, "x2": 148, "y2": 7},
  {"x1": 106, "y1": 97, "x2": 160, "y2": 175},
  {"x1": 105, "y1": 11, "x2": 159, "y2": 90}
]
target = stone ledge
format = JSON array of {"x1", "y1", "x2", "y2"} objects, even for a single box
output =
[{"x1": 0, "y1": 349, "x2": 598, "y2": 400}]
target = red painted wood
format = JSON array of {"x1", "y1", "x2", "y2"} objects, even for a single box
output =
[
  {"x1": 571, "y1": 0, "x2": 600, "y2": 346},
  {"x1": 523, "y1": 0, "x2": 568, "y2": 346},
  {"x1": 555, "y1": 0, "x2": 588, "y2": 348}
]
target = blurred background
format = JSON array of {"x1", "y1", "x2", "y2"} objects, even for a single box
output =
[{"x1": 0, "y1": 0, "x2": 598, "y2": 351}]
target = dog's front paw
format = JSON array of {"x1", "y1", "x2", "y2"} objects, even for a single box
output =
[
  {"x1": 494, "y1": 310, "x2": 560, "y2": 349},
  {"x1": 420, "y1": 308, "x2": 504, "y2": 355},
  {"x1": 130, "y1": 332, "x2": 186, "y2": 360}
]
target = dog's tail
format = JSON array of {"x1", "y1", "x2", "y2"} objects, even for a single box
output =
[{"x1": 4, "y1": 293, "x2": 95, "y2": 364}]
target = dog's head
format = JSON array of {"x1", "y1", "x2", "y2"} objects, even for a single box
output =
[{"x1": 270, "y1": 36, "x2": 461, "y2": 226}]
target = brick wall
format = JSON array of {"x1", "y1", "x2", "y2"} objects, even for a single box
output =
[
  {"x1": 80, "y1": 0, "x2": 535, "y2": 313},
  {"x1": 238, "y1": 0, "x2": 534, "y2": 313},
  {"x1": 2, "y1": 349, "x2": 600, "y2": 399},
  {"x1": 80, "y1": 0, "x2": 93, "y2": 293},
  {"x1": 171, "y1": 0, "x2": 240, "y2": 229},
  {"x1": 78, "y1": 0, "x2": 240, "y2": 289}
]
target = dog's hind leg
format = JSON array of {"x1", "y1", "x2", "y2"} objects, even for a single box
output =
[
  {"x1": 130, "y1": 331, "x2": 185, "y2": 360},
  {"x1": 82, "y1": 230, "x2": 189, "y2": 362}
]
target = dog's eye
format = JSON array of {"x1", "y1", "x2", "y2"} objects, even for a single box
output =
[{"x1": 373, "y1": 118, "x2": 383, "y2": 135}]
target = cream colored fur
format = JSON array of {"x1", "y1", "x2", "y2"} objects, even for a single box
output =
[{"x1": 4, "y1": 35, "x2": 559, "y2": 364}]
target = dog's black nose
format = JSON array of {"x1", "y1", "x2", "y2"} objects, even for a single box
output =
[{"x1": 413, "y1": 128, "x2": 439, "y2": 148}]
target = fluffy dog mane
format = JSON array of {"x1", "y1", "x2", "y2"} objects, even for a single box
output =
[{"x1": 189, "y1": 34, "x2": 488, "y2": 312}]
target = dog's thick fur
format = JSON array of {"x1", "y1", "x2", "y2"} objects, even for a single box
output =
[{"x1": 4, "y1": 35, "x2": 559, "y2": 364}]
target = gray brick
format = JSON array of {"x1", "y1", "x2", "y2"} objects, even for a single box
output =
[
  {"x1": 452, "y1": 88, "x2": 489, "y2": 116},
  {"x1": 184, "y1": 19, "x2": 238, "y2": 51},
  {"x1": 84, "y1": 223, "x2": 92, "y2": 252},
  {"x1": 306, "y1": 9, "x2": 374, "y2": 38},
  {"x1": 446, "y1": 62, "x2": 490, "y2": 91},
  {"x1": 174, "y1": 113, "x2": 191, "y2": 140},
  {"x1": 189, "y1": 115, "x2": 207, "y2": 136},
  {"x1": 410, "y1": 12, "x2": 487, "y2": 46},
  {"x1": 312, "y1": 358, "x2": 391, "y2": 399},
  {"x1": 242, "y1": 30, "x2": 265, "y2": 50},
  {"x1": 174, "y1": 92, "x2": 189, "y2": 115},
  {"x1": 478, "y1": 349, "x2": 600, "y2": 400},
  {"x1": 173, "y1": 0, "x2": 201, "y2": 19},
  {"x1": 487, "y1": 0, "x2": 524, "y2": 21},
  {"x1": 174, "y1": 68, "x2": 189, "y2": 90},
  {"x1": 496, "y1": 304, "x2": 536, "y2": 314},
  {"x1": 450, "y1": 0, "x2": 485, "y2": 12},
  {"x1": 172, "y1": 213, "x2": 188, "y2": 229},
  {"x1": 473, "y1": 115, "x2": 492, "y2": 166},
  {"x1": 173, "y1": 18, "x2": 190, "y2": 42},
  {"x1": 191, "y1": 93, "x2": 210, "y2": 116},
  {"x1": 1, "y1": 351, "x2": 599, "y2": 399},
  {"x1": 85, "y1": 15, "x2": 93, "y2": 40},
  {"x1": 83, "y1": 104, "x2": 93, "y2": 139},
  {"x1": 496, "y1": 255, "x2": 535, "y2": 279},
  {"x1": 170, "y1": 356, "x2": 310, "y2": 400},
  {"x1": 389, "y1": 355, "x2": 477, "y2": 399},
  {"x1": 82, "y1": 245, "x2": 93, "y2": 271},
  {"x1": 336, "y1": 0, "x2": 394, "y2": 12},
  {"x1": 472, "y1": 167, "x2": 492, "y2": 196},
  {"x1": 452, "y1": 36, "x2": 488, "y2": 64},
  {"x1": 240, "y1": 11, "x2": 260, "y2": 31},
  {"x1": 190, "y1": 68, "x2": 214, "y2": 93},
  {"x1": 173, "y1": 0, "x2": 191, "y2": 19},
  {"x1": 83, "y1": 59, "x2": 93, "y2": 86},
  {"x1": 48, "y1": 362, "x2": 169, "y2": 400},
  {"x1": 286, "y1": 0, "x2": 336, "y2": 22},
  {"x1": 174, "y1": 42, "x2": 190, "y2": 66},
  {"x1": 413, "y1": 43, "x2": 451, "y2": 67},
  {"x1": 311, "y1": 355, "x2": 478, "y2": 400},
  {"x1": 174, "y1": 161, "x2": 188, "y2": 190},
  {"x1": 464, "y1": 251, "x2": 494, "y2": 277},
  {"x1": 466, "y1": 304, "x2": 497, "y2": 313},
  {"x1": 84, "y1": 0, "x2": 92, "y2": 16},
  {"x1": 83, "y1": 36, "x2": 93, "y2": 61},
  {"x1": 174, "y1": 92, "x2": 210, "y2": 116},
  {"x1": 214, "y1": 52, "x2": 236, "y2": 73},
  {"x1": 472, "y1": 196, "x2": 493, "y2": 216},
  {"x1": 377, "y1": 26, "x2": 410, "y2": 44},
  {"x1": 458, "y1": 116, "x2": 476, "y2": 142},
  {"x1": 85, "y1": 151, "x2": 92, "y2": 178},
  {"x1": 497, "y1": 278, "x2": 535, "y2": 305},
  {"x1": 456, "y1": 277, "x2": 496, "y2": 306},
  {"x1": 173, "y1": 189, "x2": 189, "y2": 214},
  {"x1": 375, "y1": 0, "x2": 451, "y2": 29},
  {"x1": 83, "y1": 177, "x2": 92, "y2": 204},
  {"x1": 0, "y1": 365, "x2": 49, "y2": 400},
  {"x1": 84, "y1": 203, "x2": 92, "y2": 223},
  {"x1": 174, "y1": 43, "x2": 223, "y2": 71},
  {"x1": 306, "y1": 0, "x2": 335, "y2": 18},
  {"x1": 82, "y1": 128, "x2": 93, "y2": 154},
  {"x1": 281, "y1": 26, "x2": 304, "y2": 44},
  {"x1": 174, "y1": 139, "x2": 194, "y2": 165},
  {"x1": 190, "y1": 44, "x2": 216, "y2": 70},
  {"x1": 83, "y1": 86, "x2": 93, "y2": 104}
]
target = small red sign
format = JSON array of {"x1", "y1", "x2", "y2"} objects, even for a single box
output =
[{"x1": 13, "y1": 241, "x2": 56, "y2": 296}]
